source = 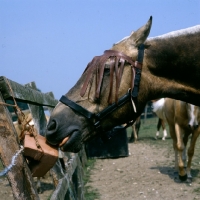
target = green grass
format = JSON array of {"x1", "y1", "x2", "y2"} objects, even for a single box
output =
[
  {"x1": 83, "y1": 158, "x2": 100, "y2": 199},
  {"x1": 127, "y1": 117, "x2": 158, "y2": 135}
]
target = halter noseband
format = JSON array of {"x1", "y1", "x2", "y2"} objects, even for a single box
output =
[{"x1": 59, "y1": 44, "x2": 145, "y2": 134}]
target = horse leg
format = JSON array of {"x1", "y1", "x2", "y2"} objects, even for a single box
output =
[
  {"x1": 175, "y1": 123, "x2": 187, "y2": 181},
  {"x1": 161, "y1": 119, "x2": 167, "y2": 140},
  {"x1": 129, "y1": 121, "x2": 136, "y2": 142},
  {"x1": 129, "y1": 124, "x2": 134, "y2": 142},
  {"x1": 133, "y1": 123, "x2": 138, "y2": 143},
  {"x1": 155, "y1": 118, "x2": 162, "y2": 140},
  {"x1": 130, "y1": 122, "x2": 137, "y2": 143},
  {"x1": 182, "y1": 133, "x2": 190, "y2": 168},
  {"x1": 186, "y1": 130, "x2": 200, "y2": 179},
  {"x1": 169, "y1": 125, "x2": 179, "y2": 174},
  {"x1": 182, "y1": 147, "x2": 187, "y2": 168},
  {"x1": 136, "y1": 117, "x2": 141, "y2": 138}
]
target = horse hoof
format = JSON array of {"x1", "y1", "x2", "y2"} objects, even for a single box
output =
[{"x1": 179, "y1": 174, "x2": 188, "y2": 181}]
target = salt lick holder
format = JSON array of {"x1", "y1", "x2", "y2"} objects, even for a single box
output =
[
  {"x1": 23, "y1": 131, "x2": 58, "y2": 177},
  {"x1": 0, "y1": 78, "x2": 59, "y2": 178}
]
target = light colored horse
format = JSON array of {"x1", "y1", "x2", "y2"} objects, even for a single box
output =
[
  {"x1": 152, "y1": 98, "x2": 168, "y2": 140},
  {"x1": 163, "y1": 98, "x2": 200, "y2": 181},
  {"x1": 46, "y1": 17, "x2": 200, "y2": 181}
]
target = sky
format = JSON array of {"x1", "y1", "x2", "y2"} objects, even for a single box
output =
[{"x1": 1, "y1": 1, "x2": 200, "y2": 100}]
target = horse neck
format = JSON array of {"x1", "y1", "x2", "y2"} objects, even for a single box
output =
[
  {"x1": 141, "y1": 30, "x2": 200, "y2": 105},
  {"x1": 146, "y1": 30, "x2": 200, "y2": 83}
]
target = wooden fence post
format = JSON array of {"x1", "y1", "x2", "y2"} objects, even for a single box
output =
[
  {"x1": 44, "y1": 91, "x2": 67, "y2": 187},
  {"x1": 50, "y1": 154, "x2": 85, "y2": 200},
  {"x1": 25, "y1": 82, "x2": 65, "y2": 187},
  {"x1": 0, "y1": 92, "x2": 39, "y2": 200},
  {"x1": 0, "y1": 76, "x2": 87, "y2": 199},
  {"x1": 25, "y1": 82, "x2": 47, "y2": 137}
]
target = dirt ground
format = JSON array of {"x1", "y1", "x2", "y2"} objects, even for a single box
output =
[
  {"x1": 1, "y1": 119, "x2": 200, "y2": 200},
  {"x1": 86, "y1": 138, "x2": 200, "y2": 200},
  {"x1": 0, "y1": 173, "x2": 54, "y2": 200}
]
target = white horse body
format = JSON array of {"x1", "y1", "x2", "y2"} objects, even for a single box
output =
[{"x1": 152, "y1": 98, "x2": 167, "y2": 140}]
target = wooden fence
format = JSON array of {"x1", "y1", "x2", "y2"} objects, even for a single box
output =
[{"x1": 0, "y1": 76, "x2": 87, "y2": 200}]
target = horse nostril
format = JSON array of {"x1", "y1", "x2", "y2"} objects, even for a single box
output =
[{"x1": 47, "y1": 120, "x2": 57, "y2": 131}]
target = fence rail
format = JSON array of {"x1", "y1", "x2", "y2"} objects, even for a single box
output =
[{"x1": 0, "y1": 76, "x2": 86, "y2": 200}]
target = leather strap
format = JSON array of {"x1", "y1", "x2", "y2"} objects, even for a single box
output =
[
  {"x1": 59, "y1": 44, "x2": 145, "y2": 137},
  {"x1": 59, "y1": 95, "x2": 94, "y2": 120},
  {"x1": 104, "y1": 50, "x2": 139, "y2": 68},
  {"x1": 80, "y1": 49, "x2": 141, "y2": 104}
]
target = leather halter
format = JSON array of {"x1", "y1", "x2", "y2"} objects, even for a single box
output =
[{"x1": 59, "y1": 44, "x2": 145, "y2": 134}]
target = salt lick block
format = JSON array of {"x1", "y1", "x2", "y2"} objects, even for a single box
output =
[{"x1": 23, "y1": 133, "x2": 58, "y2": 177}]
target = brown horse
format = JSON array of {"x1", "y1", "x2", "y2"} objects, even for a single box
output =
[
  {"x1": 46, "y1": 17, "x2": 200, "y2": 180},
  {"x1": 163, "y1": 98, "x2": 200, "y2": 181}
]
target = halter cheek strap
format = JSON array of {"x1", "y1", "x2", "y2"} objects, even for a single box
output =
[
  {"x1": 59, "y1": 44, "x2": 145, "y2": 135},
  {"x1": 59, "y1": 95, "x2": 94, "y2": 120}
]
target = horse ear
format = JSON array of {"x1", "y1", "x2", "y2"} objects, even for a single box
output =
[{"x1": 130, "y1": 16, "x2": 152, "y2": 46}]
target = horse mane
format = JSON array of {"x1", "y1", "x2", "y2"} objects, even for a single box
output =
[{"x1": 80, "y1": 50, "x2": 136, "y2": 104}]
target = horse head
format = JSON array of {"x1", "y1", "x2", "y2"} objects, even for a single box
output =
[{"x1": 46, "y1": 17, "x2": 152, "y2": 152}]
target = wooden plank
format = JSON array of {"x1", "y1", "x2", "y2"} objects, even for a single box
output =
[
  {"x1": 0, "y1": 92, "x2": 40, "y2": 200},
  {"x1": 25, "y1": 82, "x2": 47, "y2": 136},
  {"x1": 50, "y1": 154, "x2": 85, "y2": 200},
  {"x1": 50, "y1": 175, "x2": 76, "y2": 200},
  {"x1": 24, "y1": 82, "x2": 66, "y2": 191},
  {"x1": 0, "y1": 76, "x2": 58, "y2": 107},
  {"x1": 45, "y1": 91, "x2": 56, "y2": 113},
  {"x1": 0, "y1": 77, "x2": 86, "y2": 199},
  {"x1": 79, "y1": 146, "x2": 87, "y2": 168},
  {"x1": 50, "y1": 159, "x2": 65, "y2": 187},
  {"x1": 39, "y1": 90, "x2": 67, "y2": 188},
  {"x1": 28, "y1": 104, "x2": 47, "y2": 136}
]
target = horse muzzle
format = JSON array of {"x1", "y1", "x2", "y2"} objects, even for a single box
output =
[{"x1": 46, "y1": 118, "x2": 83, "y2": 153}]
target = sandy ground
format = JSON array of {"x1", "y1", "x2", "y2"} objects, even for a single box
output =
[
  {"x1": 86, "y1": 139, "x2": 200, "y2": 200},
  {"x1": 1, "y1": 135, "x2": 200, "y2": 200},
  {"x1": 0, "y1": 174, "x2": 54, "y2": 200}
]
